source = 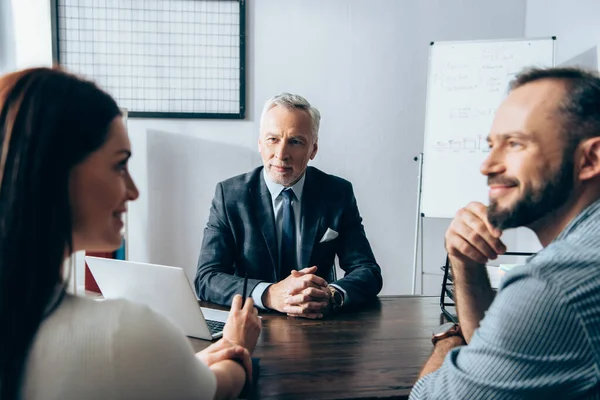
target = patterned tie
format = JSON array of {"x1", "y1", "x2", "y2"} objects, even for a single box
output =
[{"x1": 280, "y1": 188, "x2": 296, "y2": 280}]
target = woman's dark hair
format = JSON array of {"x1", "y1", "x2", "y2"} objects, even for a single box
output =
[{"x1": 0, "y1": 67, "x2": 120, "y2": 398}]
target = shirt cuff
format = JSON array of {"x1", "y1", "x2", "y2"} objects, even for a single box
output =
[
  {"x1": 250, "y1": 282, "x2": 272, "y2": 310},
  {"x1": 329, "y1": 283, "x2": 348, "y2": 306}
]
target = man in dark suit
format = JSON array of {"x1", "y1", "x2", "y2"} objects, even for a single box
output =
[{"x1": 195, "y1": 93, "x2": 382, "y2": 319}]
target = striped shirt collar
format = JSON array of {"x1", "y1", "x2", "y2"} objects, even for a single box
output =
[{"x1": 555, "y1": 198, "x2": 600, "y2": 242}]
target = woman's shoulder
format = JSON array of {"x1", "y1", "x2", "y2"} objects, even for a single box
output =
[
  {"x1": 63, "y1": 295, "x2": 186, "y2": 340},
  {"x1": 26, "y1": 295, "x2": 216, "y2": 399},
  {"x1": 34, "y1": 294, "x2": 197, "y2": 369}
]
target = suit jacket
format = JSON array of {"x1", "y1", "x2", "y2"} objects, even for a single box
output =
[{"x1": 195, "y1": 166, "x2": 382, "y2": 307}]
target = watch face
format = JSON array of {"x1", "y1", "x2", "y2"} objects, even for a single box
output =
[
  {"x1": 433, "y1": 322, "x2": 456, "y2": 336},
  {"x1": 333, "y1": 290, "x2": 343, "y2": 306}
]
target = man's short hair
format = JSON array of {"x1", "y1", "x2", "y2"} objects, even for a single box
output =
[
  {"x1": 509, "y1": 67, "x2": 600, "y2": 147},
  {"x1": 260, "y1": 93, "x2": 321, "y2": 140}
]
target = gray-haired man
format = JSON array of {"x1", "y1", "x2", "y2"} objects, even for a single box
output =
[{"x1": 195, "y1": 93, "x2": 382, "y2": 319}]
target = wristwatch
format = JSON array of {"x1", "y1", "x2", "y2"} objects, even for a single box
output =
[
  {"x1": 327, "y1": 285, "x2": 344, "y2": 312},
  {"x1": 431, "y1": 322, "x2": 462, "y2": 345}
]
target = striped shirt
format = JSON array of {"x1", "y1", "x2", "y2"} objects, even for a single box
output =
[{"x1": 410, "y1": 200, "x2": 600, "y2": 400}]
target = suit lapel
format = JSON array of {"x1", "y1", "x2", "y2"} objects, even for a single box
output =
[
  {"x1": 300, "y1": 168, "x2": 323, "y2": 269},
  {"x1": 250, "y1": 173, "x2": 278, "y2": 277}
]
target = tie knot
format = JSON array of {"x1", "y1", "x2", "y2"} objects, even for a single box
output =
[{"x1": 281, "y1": 188, "x2": 295, "y2": 203}]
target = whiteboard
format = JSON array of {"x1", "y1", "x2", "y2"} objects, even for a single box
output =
[{"x1": 420, "y1": 38, "x2": 555, "y2": 218}]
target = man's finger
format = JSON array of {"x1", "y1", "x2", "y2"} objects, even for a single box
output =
[
  {"x1": 299, "y1": 266, "x2": 318, "y2": 274},
  {"x1": 465, "y1": 201, "x2": 502, "y2": 238},
  {"x1": 291, "y1": 266, "x2": 318, "y2": 278},
  {"x1": 451, "y1": 221, "x2": 498, "y2": 260},
  {"x1": 284, "y1": 301, "x2": 328, "y2": 313},
  {"x1": 303, "y1": 273, "x2": 328, "y2": 288},
  {"x1": 288, "y1": 278, "x2": 324, "y2": 293},
  {"x1": 447, "y1": 235, "x2": 488, "y2": 264},
  {"x1": 461, "y1": 212, "x2": 506, "y2": 255},
  {"x1": 286, "y1": 287, "x2": 329, "y2": 300},
  {"x1": 285, "y1": 293, "x2": 311, "y2": 304},
  {"x1": 291, "y1": 270, "x2": 303, "y2": 278},
  {"x1": 285, "y1": 292, "x2": 329, "y2": 305},
  {"x1": 301, "y1": 286, "x2": 329, "y2": 299}
]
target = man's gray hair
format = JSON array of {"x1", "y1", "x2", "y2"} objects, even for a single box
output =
[{"x1": 260, "y1": 93, "x2": 321, "y2": 139}]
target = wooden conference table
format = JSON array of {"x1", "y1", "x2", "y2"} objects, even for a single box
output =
[{"x1": 191, "y1": 296, "x2": 447, "y2": 400}]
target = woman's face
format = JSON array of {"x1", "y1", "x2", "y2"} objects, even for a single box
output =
[{"x1": 69, "y1": 116, "x2": 139, "y2": 252}]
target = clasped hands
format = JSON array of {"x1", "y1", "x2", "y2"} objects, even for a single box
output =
[{"x1": 263, "y1": 266, "x2": 332, "y2": 319}]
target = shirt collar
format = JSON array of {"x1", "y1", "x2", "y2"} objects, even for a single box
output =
[
  {"x1": 263, "y1": 168, "x2": 306, "y2": 202},
  {"x1": 555, "y1": 198, "x2": 600, "y2": 242}
]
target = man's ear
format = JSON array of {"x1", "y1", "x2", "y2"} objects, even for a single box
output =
[
  {"x1": 578, "y1": 137, "x2": 600, "y2": 181},
  {"x1": 310, "y1": 140, "x2": 318, "y2": 160}
]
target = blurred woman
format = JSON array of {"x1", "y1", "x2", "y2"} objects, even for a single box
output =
[{"x1": 0, "y1": 67, "x2": 261, "y2": 400}]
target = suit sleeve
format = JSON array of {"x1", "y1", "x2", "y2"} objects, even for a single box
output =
[
  {"x1": 195, "y1": 182, "x2": 264, "y2": 306},
  {"x1": 332, "y1": 182, "x2": 383, "y2": 306}
]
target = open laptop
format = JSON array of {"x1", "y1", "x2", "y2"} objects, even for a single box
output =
[{"x1": 85, "y1": 256, "x2": 229, "y2": 341}]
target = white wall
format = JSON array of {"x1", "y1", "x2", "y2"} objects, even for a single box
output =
[
  {"x1": 526, "y1": 0, "x2": 600, "y2": 68},
  {"x1": 129, "y1": 0, "x2": 529, "y2": 295},
  {"x1": 1, "y1": 0, "x2": 52, "y2": 72},
  {"x1": 4, "y1": 0, "x2": 530, "y2": 295},
  {"x1": 9, "y1": 0, "x2": 53, "y2": 69},
  {"x1": 0, "y1": 0, "x2": 15, "y2": 73}
]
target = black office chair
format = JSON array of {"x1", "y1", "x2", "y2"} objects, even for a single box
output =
[{"x1": 440, "y1": 252, "x2": 534, "y2": 323}]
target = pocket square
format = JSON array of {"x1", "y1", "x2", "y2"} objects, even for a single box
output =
[{"x1": 319, "y1": 228, "x2": 339, "y2": 243}]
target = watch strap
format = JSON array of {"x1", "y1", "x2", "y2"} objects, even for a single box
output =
[
  {"x1": 327, "y1": 285, "x2": 344, "y2": 312},
  {"x1": 431, "y1": 323, "x2": 462, "y2": 345}
]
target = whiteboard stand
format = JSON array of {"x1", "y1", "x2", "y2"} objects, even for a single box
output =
[{"x1": 411, "y1": 153, "x2": 424, "y2": 295}]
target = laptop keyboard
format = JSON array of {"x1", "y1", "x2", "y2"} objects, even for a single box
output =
[{"x1": 206, "y1": 319, "x2": 225, "y2": 335}]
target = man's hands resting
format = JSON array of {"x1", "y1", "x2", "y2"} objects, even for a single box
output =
[{"x1": 262, "y1": 266, "x2": 332, "y2": 319}]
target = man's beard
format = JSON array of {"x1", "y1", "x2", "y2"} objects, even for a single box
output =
[{"x1": 487, "y1": 154, "x2": 575, "y2": 230}]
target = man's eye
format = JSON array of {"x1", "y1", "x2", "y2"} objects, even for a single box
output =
[{"x1": 508, "y1": 140, "x2": 522, "y2": 148}]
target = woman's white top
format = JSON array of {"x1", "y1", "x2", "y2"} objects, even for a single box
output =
[{"x1": 23, "y1": 293, "x2": 216, "y2": 400}]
